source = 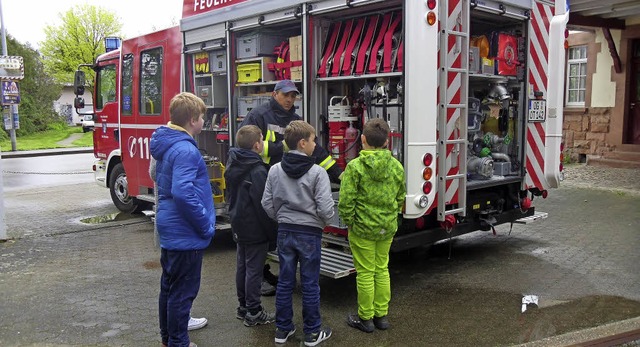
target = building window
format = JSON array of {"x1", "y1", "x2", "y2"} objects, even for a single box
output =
[{"x1": 566, "y1": 45, "x2": 587, "y2": 106}]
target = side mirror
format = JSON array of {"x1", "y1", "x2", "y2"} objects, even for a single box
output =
[
  {"x1": 74, "y1": 70, "x2": 86, "y2": 95},
  {"x1": 74, "y1": 96, "x2": 85, "y2": 109}
]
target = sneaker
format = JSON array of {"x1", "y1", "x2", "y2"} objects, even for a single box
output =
[
  {"x1": 275, "y1": 327, "x2": 296, "y2": 344},
  {"x1": 187, "y1": 317, "x2": 208, "y2": 331},
  {"x1": 243, "y1": 309, "x2": 275, "y2": 327},
  {"x1": 261, "y1": 281, "x2": 276, "y2": 296},
  {"x1": 189, "y1": 343, "x2": 197, "y2": 347},
  {"x1": 304, "y1": 327, "x2": 332, "y2": 346},
  {"x1": 373, "y1": 315, "x2": 390, "y2": 330},
  {"x1": 236, "y1": 306, "x2": 247, "y2": 320},
  {"x1": 263, "y1": 264, "x2": 279, "y2": 286},
  {"x1": 347, "y1": 314, "x2": 374, "y2": 333}
]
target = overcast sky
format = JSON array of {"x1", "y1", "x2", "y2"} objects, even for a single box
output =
[{"x1": 1, "y1": 0, "x2": 183, "y2": 49}]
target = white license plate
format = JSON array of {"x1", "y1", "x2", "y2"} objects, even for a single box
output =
[{"x1": 528, "y1": 100, "x2": 546, "y2": 122}]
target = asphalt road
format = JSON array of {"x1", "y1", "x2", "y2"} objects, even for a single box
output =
[{"x1": 1, "y1": 155, "x2": 639, "y2": 346}]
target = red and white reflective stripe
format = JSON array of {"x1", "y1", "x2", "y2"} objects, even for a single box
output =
[
  {"x1": 444, "y1": 0, "x2": 463, "y2": 205},
  {"x1": 526, "y1": 1, "x2": 553, "y2": 190}
]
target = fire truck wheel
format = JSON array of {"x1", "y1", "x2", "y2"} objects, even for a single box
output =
[{"x1": 109, "y1": 163, "x2": 139, "y2": 213}]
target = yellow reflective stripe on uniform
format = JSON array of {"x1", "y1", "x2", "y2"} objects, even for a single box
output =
[
  {"x1": 318, "y1": 155, "x2": 336, "y2": 170},
  {"x1": 265, "y1": 130, "x2": 276, "y2": 142},
  {"x1": 261, "y1": 140, "x2": 271, "y2": 164}
]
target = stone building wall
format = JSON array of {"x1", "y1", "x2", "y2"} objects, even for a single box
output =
[{"x1": 563, "y1": 108, "x2": 614, "y2": 162}]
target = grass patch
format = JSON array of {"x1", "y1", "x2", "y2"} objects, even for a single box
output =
[{"x1": 1, "y1": 126, "x2": 93, "y2": 151}]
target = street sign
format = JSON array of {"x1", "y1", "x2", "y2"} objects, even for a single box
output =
[
  {"x1": 0, "y1": 56, "x2": 24, "y2": 80},
  {"x1": 2, "y1": 107, "x2": 11, "y2": 130},
  {"x1": 1, "y1": 81, "x2": 20, "y2": 104}
]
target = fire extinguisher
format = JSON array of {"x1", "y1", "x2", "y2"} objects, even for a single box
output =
[
  {"x1": 328, "y1": 121, "x2": 347, "y2": 169},
  {"x1": 345, "y1": 121, "x2": 359, "y2": 163}
]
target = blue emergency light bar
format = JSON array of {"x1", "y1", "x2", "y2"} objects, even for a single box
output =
[{"x1": 104, "y1": 37, "x2": 121, "y2": 53}]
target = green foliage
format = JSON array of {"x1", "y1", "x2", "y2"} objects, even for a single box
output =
[
  {"x1": 1, "y1": 34, "x2": 63, "y2": 137},
  {"x1": 0, "y1": 126, "x2": 91, "y2": 151},
  {"x1": 39, "y1": 4, "x2": 122, "y2": 86},
  {"x1": 72, "y1": 131, "x2": 95, "y2": 147}
]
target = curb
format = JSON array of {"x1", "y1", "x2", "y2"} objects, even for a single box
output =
[
  {"x1": 514, "y1": 316, "x2": 640, "y2": 347},
  {"x1": 0, "y1": 147, "x2": 94, "y2": 159}
]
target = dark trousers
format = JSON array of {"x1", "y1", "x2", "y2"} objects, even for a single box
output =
[
  {"x1": 236, "y1": 241, "x2": 269, "y2": 313},
  {"x1": 275, "y1": 230, "x2": 322, "y2": 334},
  {"x1": 159, "y1": 248, "x2": 203, "y2": 347}
]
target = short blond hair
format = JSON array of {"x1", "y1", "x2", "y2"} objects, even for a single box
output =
[
  {"x1": 236, "y1": 125, "x2": 262, "y2": 150},
  {"x1": 284, "y1": 120, "x2": 315, "y2": 150},
  {"x1": 169, "y1": 92, "x2": 206, "y2": 127}
]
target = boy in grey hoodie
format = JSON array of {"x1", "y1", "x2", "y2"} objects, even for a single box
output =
[{"x1": 262, "y1": 120, "x2": 334, "y2": 346}]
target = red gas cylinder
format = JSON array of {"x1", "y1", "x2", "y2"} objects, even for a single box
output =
[
  {"x1": 345, "y1": 121, "x2": 359, "y2": 163},
  {"x1": 328, "y1": 121, "x2": 348, "y2": 169}
]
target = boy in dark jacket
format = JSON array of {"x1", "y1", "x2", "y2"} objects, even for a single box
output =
[
  {"x1": 262, "y1": 120, "x2": 334, "y2": 346},
  {"x1": 224, "y1": 125, "x2": 278, "y2": 327},
  {"x1": 150, "y1": 92, "x2": 215, "y2": 347},
  {"x1": 240, "y1": 79, "x2": 343, "y2": 296}
]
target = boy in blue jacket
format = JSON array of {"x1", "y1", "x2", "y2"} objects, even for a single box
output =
[
  {"x1": 262, "y1": 120, "x2": 334, "y2": 346},
  {"x1": 224, "y1": 125, "x2": 278, "y2": 327},
  {"x1": 150, "y1": 92, "x2": 215, "y2": 347}
]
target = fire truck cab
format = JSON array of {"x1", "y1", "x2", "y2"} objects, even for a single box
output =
[{"x1": 82, "y1": 0, "x2": 568, "y2": 278}]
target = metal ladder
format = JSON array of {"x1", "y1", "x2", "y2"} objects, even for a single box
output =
[{"x1": 437, "y1": 0, "x2": 470, "y2": 222}]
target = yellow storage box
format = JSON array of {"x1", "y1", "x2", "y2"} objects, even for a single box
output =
[{"x1": 237, "y1": 63, "x2": 261, "y2": 83}]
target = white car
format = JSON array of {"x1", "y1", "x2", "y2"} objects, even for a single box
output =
[{"x1": 79, "y1": 104, "x2": 95, "y2": 132}]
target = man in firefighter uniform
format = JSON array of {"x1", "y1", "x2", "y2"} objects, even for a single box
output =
[
  {"x1": 240, "y1": 80, "x2": 342, "y2": 182},
  {"x1": 239, "y1": 79, "x2": 342, "y2": 295}
]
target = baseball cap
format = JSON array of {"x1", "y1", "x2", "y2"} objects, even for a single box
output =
[{"x1": 274, "y1": 80, "x2": 299, "y2": 94}]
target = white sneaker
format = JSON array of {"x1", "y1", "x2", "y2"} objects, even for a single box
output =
[{"x1": 188, "y1": 317, "x2": 208, "y2": 331}]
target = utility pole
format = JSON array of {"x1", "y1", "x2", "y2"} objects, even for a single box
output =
[
  {"x1": 0, "y1": 0, "x2": 7, "y2": 240},
  {"x1": 0, "y1": 0, "x2": 14, "y2": 152}
]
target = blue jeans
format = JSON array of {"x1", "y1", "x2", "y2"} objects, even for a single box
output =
[
  {"x1": 159, "y1": 249, "x2": 203, "y2": 347},
  {"x1": 275, "y1": 230, "x2": 322, "y2": 334}
]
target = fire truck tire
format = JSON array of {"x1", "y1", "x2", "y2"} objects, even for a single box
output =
[{"x1": 109, "y1": 163, "x2": 139, "y2": 213}]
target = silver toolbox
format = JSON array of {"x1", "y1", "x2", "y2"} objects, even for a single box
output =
[
  {"x1": 210, "y1": 51, "x2": 226, "y2": 73},
  {"x1": 236, "y1": 33, "x2": 287, "y2": 59},
  {"x1": 237, "y1": 96, "x2": 269, "y2": 116},
  {"x1": 493, "y1": 161, "x2": 511, "y2": 176}
]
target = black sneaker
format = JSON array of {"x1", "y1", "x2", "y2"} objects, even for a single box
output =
[
  {"x1": 373, "y1": 315, "x2": 389, "y2": 330},
  {"x1": 304, "y1": 327, "x2": 332, "y2": 346},
  {"x1": 263, "y1": 264, "x2": 279, "y2": 286},
  {"x1": 236, "y1": 306, "x2": 247, "y2": 320},
  {"x1": 347, "y1": 314, "x2": 374, "y2": 333},
  {"x1": 275, "y1": 327, "x2": 296, "y2": 344},
  {"x1": 261, "y1": 281, "x2": 276, "y2": 296},
  {"x1": 243, "y1": 309, "x2": 275, "y2": 327}
]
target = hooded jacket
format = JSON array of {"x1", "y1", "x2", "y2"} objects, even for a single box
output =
[
  {"x1": 149, "y1": 125, "x2": 216, "y2": 250},
  {"x1": 240, "y1": 97, "x2": 342, "y2": 183},
  {"x1": 338, "y1": 149, "x2": 405, "y2": 241},
  {"x1": 262, "y1": 150, "x2": 334, "y2": 234},
  {"x1": 224, "y1": 147, "x2": 277, "y2": 244}
]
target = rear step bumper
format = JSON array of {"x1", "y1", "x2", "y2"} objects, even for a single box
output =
[
  {"x1": 514, "y1": 211, "x2": 548, "y2": 224},
  {"x1": 267, "y1": 247, "x2": 356, "y2": 279}
]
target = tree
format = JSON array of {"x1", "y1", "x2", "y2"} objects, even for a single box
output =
[
  {"x1": 39, "y1": 4, "x2": 122, "y2": 86},
  {"x1": 1, "y1": 34, "x2": 63, "y2": 138}
]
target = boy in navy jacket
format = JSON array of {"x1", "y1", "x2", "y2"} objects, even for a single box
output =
[{"x1": 224, "y1": 125, "x2": 278, "y2": 327}]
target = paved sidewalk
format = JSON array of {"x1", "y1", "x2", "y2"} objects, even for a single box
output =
[{"x1": 0, "y1": 147, "x2": 93, "y2": 159}]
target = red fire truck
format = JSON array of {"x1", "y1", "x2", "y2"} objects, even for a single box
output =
[{"x1": 76, "y1": 0, "x2": 568, "y2": 278}]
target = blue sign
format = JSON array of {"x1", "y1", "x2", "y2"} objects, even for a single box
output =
[{"x1": 1, "y1": 81, "x2": 20, "y2": 104}]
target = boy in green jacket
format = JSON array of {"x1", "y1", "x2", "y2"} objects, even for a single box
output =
[{"x1": 338, "y1": 118, "x2": 405, "y2": 333}]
